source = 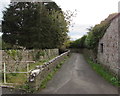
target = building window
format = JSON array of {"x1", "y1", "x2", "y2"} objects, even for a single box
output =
[{"x1": 100, "y1": 43, "x2": 104, "y2": 53}]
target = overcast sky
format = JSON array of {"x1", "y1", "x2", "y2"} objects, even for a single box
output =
[
  {"x1": 0, "y1": 0, "x2": 119, "y2": 40},
  {"x1": 54, "y1": 0, "x2": 119, "y2": 40}
]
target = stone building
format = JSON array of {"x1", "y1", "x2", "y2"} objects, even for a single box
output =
[{"x1": 97, "y1": 13, "x2": 120, "y2": 76}]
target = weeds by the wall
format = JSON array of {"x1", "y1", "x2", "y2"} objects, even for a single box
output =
[
  {"x1": 86, "y1": 58, "x2": 120, "y2": 87},
  {"x1": 39, "y1": 56, "x2": 68, "y2": 89}
]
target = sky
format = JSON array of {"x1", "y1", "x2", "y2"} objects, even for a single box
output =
[
  {"x1": 0, "y1": 0, "x2": 119, "y2": 40},
  {"x1": 53, "y1": 0, "x2": 119, "y2": 40}
]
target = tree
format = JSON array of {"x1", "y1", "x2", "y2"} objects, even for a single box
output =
[
  {"x1": 2, "y1": 2, "x2": 69, "y2": 49},
  {"x1": 69, "y1": 35, "x2": 87, "y2": 49},
  {"x1": 2, "y1": 2, "x2": 39, "y2": 48},
  {"x1": 84, "y1": 22, "x2": 110, "y2": 50},
  {"x1": 79, "y1": 35, "x2": 87, "y2": 48}
]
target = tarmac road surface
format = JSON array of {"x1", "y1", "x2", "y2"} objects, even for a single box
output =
[{"x1": 38, "y1": 53, "x2": 118, "y2": 94}]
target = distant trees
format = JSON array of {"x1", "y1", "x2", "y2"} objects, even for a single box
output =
[
  {"x1": 69, "y1": 35, "x2": 87, "y2": 48},
  {"x1": 2, "y1": 2, "x2": 69, "y2": 49},
  {"x1": 69, "y1": 13, "x2": 117, "y2": 50},
  {"x1": 70, "y1": 22, "x2": 110, "y2": 50},
  {"x1": 85, "y1": 13, "x2": 117, "y2": 50}
]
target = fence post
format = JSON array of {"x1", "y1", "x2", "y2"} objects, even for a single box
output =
[
  {"x1": 27, "y1": 63, "x2": 29, "y2": 80},
  {"x1": 4, "y1": 62, "x2": 6, "y2": 84}
]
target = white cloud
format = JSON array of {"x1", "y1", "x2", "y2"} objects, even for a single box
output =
[
  {"x1": 0, "y1": 0, "x2": 10, "y2": 21},
  {"x1": 54, "y1": 0, "x2": 119, "y2": 25},
  {"x1": 54, "y1": 0, "x2": 119, "y2": 40},
  {"x1": 70, "y1": 35, "x2": 81, "y2": 41},
  {"x1": 68, "y1": 24, "x2": 92, "y2": 40}
]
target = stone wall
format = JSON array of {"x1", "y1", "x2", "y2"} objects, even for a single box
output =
[
  {"x1": 28, "y1": 51, "x2": 70, "y2": 90},
  {"x1": 97, "y1": 16, "x2": 119, "y2": 76},
  {"x1": 2, "y1": 49, "x2": 59, "y2": 72},
  {"x1": 82, "y1": 49, "x2": 97, "y2": 61}
]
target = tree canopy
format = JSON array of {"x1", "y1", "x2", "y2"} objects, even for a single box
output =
[
  {"x1": 2, "y1": 2, "x2": 69, "y2": 49},
  {"x1": 69, "y1": 35, "x2": 87, "y2": 48}
]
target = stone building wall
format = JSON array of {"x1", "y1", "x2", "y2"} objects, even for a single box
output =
[{"x1": 97, "y1": 15, "x2": 119, "y2": 75}]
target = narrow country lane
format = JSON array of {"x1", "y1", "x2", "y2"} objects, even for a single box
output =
[
  {"x1": 2, "y1": 53, "x2": 118, "y2": 94},
  {"x1": 37, "y1": 53, "x2": 118, "y2": 94}
]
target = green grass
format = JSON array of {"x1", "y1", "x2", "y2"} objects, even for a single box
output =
[
  {"x1": 4, "y1": 55, "x2": 69, "y2": 93},
  {"x1": 18, "y1": 56, "x2": 68, "y2": 93},
  {"x1": 29, "y1": 62, "x2": 43, "y2": 70},
  {"x1": 40, "y1": 56, "x2": 68, "y2": 89},
  {"x1": 29, "y1": 56, "x2": 56, "y2": 70},
  {"x1": 5, "y1": 56, "x2": 57, "y2": 85},
  {"x1": 87, "y1": 58, "x2": 120, "y2": 87},
  {"x1": 6, "y1": 73, "x2": 27, "y2": 84}
]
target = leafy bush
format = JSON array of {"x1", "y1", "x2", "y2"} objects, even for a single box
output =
[
  {"x1": 6, "y1": 50, "x2": 18, "y2": 60},
  {"x1": 6, "y1": 50, "x2": 22, "y2": 61},
  {"x1": 69, "y1": 35, "x2": 87, "y2": 48},
  {"x1": 84, "y1": 22, "x2": 110, "y2": 50}
]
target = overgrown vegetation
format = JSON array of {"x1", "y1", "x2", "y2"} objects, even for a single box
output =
[{"x1": 86, "y1": 58, "x2": 120, "y2": 87}]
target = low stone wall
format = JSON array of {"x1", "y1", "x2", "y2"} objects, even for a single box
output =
[
  {"x1": 28, "y1": 51, "x2": 70, "y2": 90},
  {"x1": 2, "y1": 49, "x2": 59, "y2": 72},
  {"x1": 82, "y1": 49, "x2": 97, "y2": 62}
]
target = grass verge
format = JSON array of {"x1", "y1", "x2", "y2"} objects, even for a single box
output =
[
  {"x1": 86, "y1": 58, "x2": 120, "y2": 87},
  {"x1": 14, "y1": 56, "x2": 69, "y2": 93},
  {"x1": 40, "y1": 56, "x2": 68, "y2": 89}
]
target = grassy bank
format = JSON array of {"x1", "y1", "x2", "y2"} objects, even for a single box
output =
[
  {"x1": 40, "y1": 56, "x2": 68, "y2": 89},
  {"x1": 86, "y1": 58, "x2": 120, "y2": 87},
  {"x1": 17, "y1": 55, "x2": 69, "y2": 93}
]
